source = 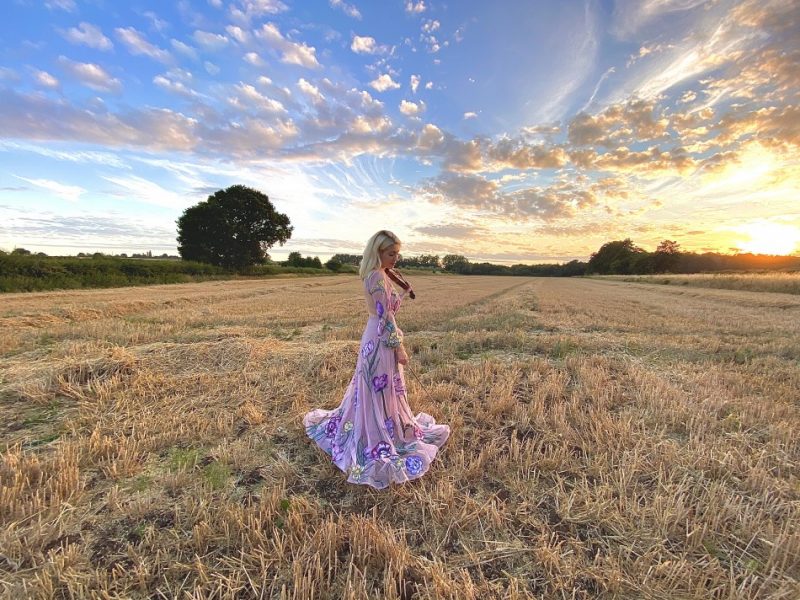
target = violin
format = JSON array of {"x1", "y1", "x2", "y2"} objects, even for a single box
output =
[{"x1": 385, "y1": 267, "x2": 416, "y2": 299}]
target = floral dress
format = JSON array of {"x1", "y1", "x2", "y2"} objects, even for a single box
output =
[{"x1": 303, "y1": 269, "x2": 450, "y2": 489}]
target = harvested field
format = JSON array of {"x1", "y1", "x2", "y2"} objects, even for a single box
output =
[{"x1": 1, "y1": 275, "x2": 798, "y2": 598}]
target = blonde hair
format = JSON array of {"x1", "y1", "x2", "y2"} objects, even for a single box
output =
[{"x1": 360, "y1": 230, "x2": 401, "y2": 279}]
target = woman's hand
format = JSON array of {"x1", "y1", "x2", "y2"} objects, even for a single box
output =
[{"x1": 396, "y1": 345, "x2": 409, "y2": 366}]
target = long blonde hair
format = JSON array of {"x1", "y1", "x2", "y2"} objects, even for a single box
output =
[{"x1": 359, "y1": 230, "x2": 401, "y2": 279}]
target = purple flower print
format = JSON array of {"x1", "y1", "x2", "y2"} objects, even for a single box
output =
[
  {"x1": 393, "y1": 373, "x2": 406, "y2": 396},
  {"x1": 376, "y1": 300, "x2": 384, "y2": 318},
  {"x1": 384, "y1": 418, "x2": 395, "y2": 439},
  {"x1": 372, "y1": 374, "x2": 388, "y2": 392},
  {"x1": 361, "y1": 340, "x2": 374, "y2": 358},
  {"x1": 331, "y1": 442, "x2": 343, "y2": 461},
  {"x1": 405, "y1": 455, "x2": 424, "y2": 475},
  {"x1": 371, "y1": 441, "x2": 392, "y2": 459},
  {"x1": 325, "y1": 415, "x2": 341, "y2": 439}
]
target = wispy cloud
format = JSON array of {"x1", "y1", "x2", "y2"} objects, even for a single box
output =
[
  {"x1": 330, "y1": 0, "x2": 362, "y2": 20},
  {"x1": 14, "y1": 175, "x2": 85, "y2": 202},
  {"x1": 60, "y1": 22, "x2": 113, "y2": 50},
  {"x1": 257, "y1": 23, "x2": 321, "y2": 69},
  {"x1": 57, "y1": 56, "x2": 122, "y2": 92},
  {"x1": 115, "y1": 27, "x2": 172, "y2": 63}
]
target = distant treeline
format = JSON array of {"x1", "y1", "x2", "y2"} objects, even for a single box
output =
[
  {"x1": 330, "y1": 240, "x2": 800, "y2": 277},
  {"x1": 0, "y1": 252, "x2": 340, "y2": 293}
]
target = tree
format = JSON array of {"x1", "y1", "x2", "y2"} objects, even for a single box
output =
[
  {"x1": 325, "y1": 257, "x2": 342, "y2": 271},
  {"x1": 177, "y1": 185, "x2": 292, "y2": 268},
  {"x1": 653, "y1": 239, "x2": 682, "y2": 272},
  {"x1": 442, "y1": 254, "x2": 470, "y2": 273},
  {"x1": 587, "y1": 239, "x2": 645, "y2": 274},
  {"x1": 11, "y1": 248, "x2": 31, "y2": 255}
]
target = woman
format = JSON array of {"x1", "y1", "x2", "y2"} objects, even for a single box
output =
[{"x1": 303, "y1": 230, "x2": 450, "y2": 488}]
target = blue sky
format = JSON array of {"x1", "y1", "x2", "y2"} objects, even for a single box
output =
[{"x1": 1, "y1": 0, "x2": 798, "y2": 262}]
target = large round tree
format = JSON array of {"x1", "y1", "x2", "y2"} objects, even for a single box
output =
[{"x1": 177, "y1": 185, "x2": 292, "y2": 268}]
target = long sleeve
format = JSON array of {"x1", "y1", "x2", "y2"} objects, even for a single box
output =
[{"x1": 366, "y1": 271, "x2": 403, "y2": 349}]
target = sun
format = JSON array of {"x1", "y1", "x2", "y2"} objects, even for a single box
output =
[{"x1": 737, "y1": 222, "x2": 800, "y2": 255}]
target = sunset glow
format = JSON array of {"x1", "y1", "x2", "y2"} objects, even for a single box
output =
[
  {"x1": 737, "y1": 222, "x2": 800, "y2": 256},
  {"x1": 0, "y1": 1, "x2": 798, "y2": 261}
]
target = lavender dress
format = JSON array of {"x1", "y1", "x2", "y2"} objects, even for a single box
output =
[{"x1": 303, "y1": 269, "x2": 450, "y2": 489}]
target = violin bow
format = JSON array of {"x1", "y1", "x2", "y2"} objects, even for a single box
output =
[{"x1": 385, "y1": 267, "x2": 416, "y2": 299}]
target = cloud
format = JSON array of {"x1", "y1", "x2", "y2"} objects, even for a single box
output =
[
  {"x1": 410, "y1": 74, "x2": 420, "y2": 93},
  {"x1": 60, "y1": 22, "x2": 113, "y2": 50},
  {"x1": 230, "y1": 0, "x2": 289, "y2": 22},
  {"x1": 486, "y1": 138, "x2": 569, "y2": 170},
  {"x1": 297, "y1": 78, "x2": 325, "y2": 104},
  {"x1": 369, "y1": 74, "x2": 401, "y2": 92},
  {"x1": 567, "y1": 99, "x2": 669, "y2": 147},
  {"x1": 2, "y1": 209, "x2": 177, "y2": 248},
  {"x1": 0, "y1": 140, "x2": 129, "y2": 168},
  {"x1": 243, "y1": 52, "x2": 264, "y2": 66},
  {"x1": 14, "y1": 176, "x2": 85, "y2": 202},
  {"x1": 232, "y1": 83, "x2": 287, "y2": 113},
  {"x1": 45, "y1": 0, "x2": 75, "y2": 11},
  {"x1": 257, "y1": 23, "x2": 321, "y2": 69},
  {"x1": 414, "y1": 223, "x2": 487, "y2": 239},
  {"x1": 192, "y1": 30, "x2": 230, "y2": 50},
  {"x1": 611, "y1": 0, "x2": 709, "y2": 39},
  {"x1": 225, "y1": 25, "x2": 250, "y2": 44},
  {"x1": 33, "y1": 70, "x2": 59, "y2": 89},
  {"x1": 400, "y1": 100, "x2": 425, "y2": 117},
  {"x1": 115, "y1": 27, "x2": 171, "y2": 63},
  {"x1": 421, "y1": 173, "x2": 594, "y2": 220},
  {"x1": 0, "y1": 89, "x2": 197, "y2": 151},
  {"x1": 351, "y1": 35, "x2": 388, "y2": 55},
  {"x1": 171, "y1": 39, "x2": 198, "y2": 59},
  {"x1": 153, "y1": 74, "x2": 198, "y2": 98},
  {"x1": 405, "y1": 1, "x2": 426, "y2": 14},
  {"x1": 330, "y1": 0, "x2": 362, "y2": 19},
  {"x1": 57, "y1": 56, "x2": 122, "y2": 92},
  {"x1": 463, "y1": 112, "x2": 477, "y2": 119}
]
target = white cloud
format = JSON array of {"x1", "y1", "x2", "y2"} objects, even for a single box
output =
[
  {"x1": 297, "y1": 78, "x2": 325, "y2": 104},
  {"x1": 369, "y1": 74, "x2": 400, "y2": 92},
  {"x1": 102, "y1": 175, "x2": 190, "y2": 209},
  {"x1": 33, "y1": 70, "x2": 59, "y2": 89},
  {"x1": 208, "y1": 0, "x2": 223, "y2": 7},
  {"x1": 244, "y1": 52, "x2": 264, "y2": 66},
  {"x1": 115, "y1": 27, "x2": 171, "y2": 63},
  {"x1": 230, "y1": 0, "x2": 289, "y2": 23},
  {"x1": 226, "y1": 25, "x2": 250, "y2": 44},
  {"x1": 351, "y1": 35, "x2": 388, "y2": 55},
  {"x1": 45, "y1": 0, "x2": 76, "y2": 11},
  {"x1": 405, "y1": 1, "x2": 426, "y2": 14},
  {"x1": 171, "y1": 39, "x2": 198, "y2": 59},
  {"x1": 153, "y1": 74, "x2": 197, "y2": 98},
  {"x1": 15, "y1": 175, "x2": 85, "y2": 202},
  {"x1": 57, "y1": 56, "x2": 122, "y2": 92},
  {"x1": 422, "y1": 19, "x2": 440, "y2": 33},
  {"x1": 257, "y1": 23, "x2": 321, "y2": 69},
  {"x1": 204, "y1": 61, "x2": 220, "y2": 75},
  {"x1": 60, "y1": 22, "x2": 113, "y2": 51},
  {"x1": 612, "y1": 0, "x2": 709, "y2": 39},
  {"x1": 143, "y1": 11, "x2": 168, "y2": 33},
  {"x1": 410, "y1": 74, "x2": 420, "y2": 93},
  {"x1": 425, "y1": 81, "x2": 433, "y2": 90},
  {"x1": 193, "y1": 30, "x2": 230, "y2": 50},
  {"x1": 400, "y1": 99, "x2": 425, "y2": 116},
  {"x1": 234, "y1": 83, "x2": 287, "y2": 113},
  {"x1": 330, "y1": 0, "x2": 362, "y2": 19},
  {"x1": 463, "y1": 112, "x2": 477, "y2": 119}
]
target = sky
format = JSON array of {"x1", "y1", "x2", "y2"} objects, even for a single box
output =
[{"x1": 1, "y1": 0, "x2": 798, "y2": 263}]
